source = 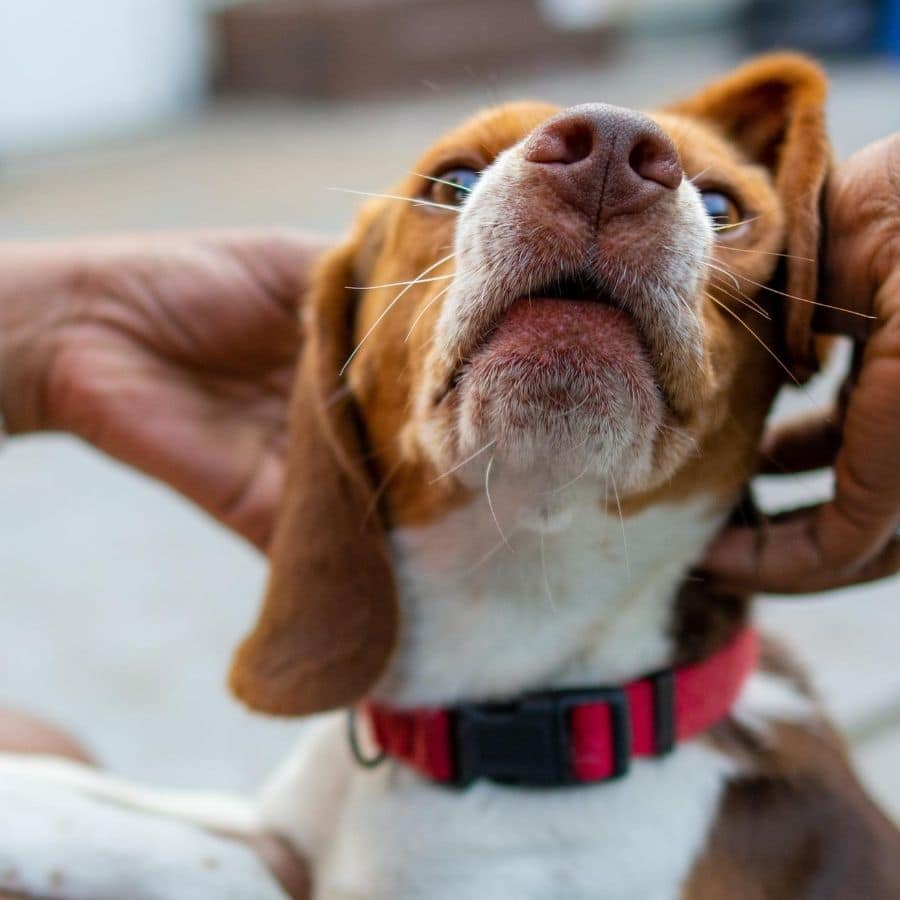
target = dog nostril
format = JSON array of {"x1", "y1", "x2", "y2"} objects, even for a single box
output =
[
  {"x1": 628, "y1": 135, "x2": 682, "y2": 190},
  {"x1": 526, "y1": 119, "x2": 594, "y2": 166}
]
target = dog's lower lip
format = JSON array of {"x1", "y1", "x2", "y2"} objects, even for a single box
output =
[{"x1": 436, "y1": 292, "x2": 627, "y2": 404}]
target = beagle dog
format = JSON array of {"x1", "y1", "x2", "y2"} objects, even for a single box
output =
[{"x1": 2, "y1": 54, "x2": 899, "y2": 900}]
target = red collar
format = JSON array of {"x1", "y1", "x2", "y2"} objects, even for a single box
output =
[{"x1": 358, "y1": 628, "x2": 757, "y2": 788}]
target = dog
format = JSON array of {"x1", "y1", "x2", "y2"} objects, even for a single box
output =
[{"x1": 2, "y1": 54, "x2": 899, "y2": 900}]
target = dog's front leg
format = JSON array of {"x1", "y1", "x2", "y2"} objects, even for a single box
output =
[{"x1": 0, "y1": 757, "x2": 290, "y2": 899}]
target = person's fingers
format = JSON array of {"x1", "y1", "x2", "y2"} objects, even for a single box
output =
[
  {"x1": 212, "y1": 231, "x2": 334, "y2": 316},
  {"x1": 247, "y1": 834, "x2": 311, "y2": 900},
  {"x1": 702, "y1": 509, "x2": 900, "y2": 594},
  {"x1": 705, "y1": 267, "x2": 900, "y2": 594},
  {"x1": 758, "y1": 408, "x2": 842, "y2": 474},
  {"x1": 815, "y1": 133, "x2": 900, "y2": 338}
]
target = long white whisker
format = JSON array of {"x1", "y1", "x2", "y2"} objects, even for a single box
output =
[
  {"x1": 745, "y1": 274, "x2": 876, "y2": 320},
  {"x1": 718, "y1": 244, "x2": 814, "y2": 262},
  {"x1": 549, "y1": 457, "x2": 594, "y2": 494},
  {"x1": 329, "y1": 187, "x2": 459, "y2": 213},
  {"x1": 457, "y1": 529, "x2": 519, "y2": 579},
  {"x1": 708, "y1": 293, "x2": 801, "y2": 387},
  {"x1": 409, "y1": 172, "x2": 473, "y2": 193},
  {"x1": 687, "y1": 166, "x2": 712, "y2": 183},
  {"x1": 405, "y1": 283, "x2": 452, "y2": 341},
  {"x1": 540, "y1": 531, "x2": 555, "y2": 610},
  {"x1": 712, "y1": 215, "x2": 761, "y2": 232},
  {"x1": 704, "y1": 259, "x2": 742, "y2": 293},
  {"x1": 340, "y1": 251, "x2": 456, "y2": 375},
  {"x1": 347, "y1": 274, "x2": 453, "y2": 291},
  {"x1": 707, "y1": 276, "x2": 770, "y2": 319},
  {"x1": 610, "y1": 474, "x2": 630, "y2": 581},
  {"x1": 485, "y1": 455, "x2": 512, "y2": 551},
  {"x1": 429, "y1": 440, "x2": 497, "y2": 483}
]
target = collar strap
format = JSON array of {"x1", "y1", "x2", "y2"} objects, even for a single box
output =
[{"x1": 359, "y1": 628, "x2": 757, "y2": 788}]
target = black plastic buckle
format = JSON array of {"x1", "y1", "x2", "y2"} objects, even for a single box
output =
[
  {"x1": 650, "y1": 670, "x2": 676, "y2": 756},
  {"x1": 450, "y1": 687, "x2": 631, "y2": 788}
]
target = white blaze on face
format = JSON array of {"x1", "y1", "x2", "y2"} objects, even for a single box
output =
[{"x1": 418, "y1": 122, "x2": 715, "y2": 490}]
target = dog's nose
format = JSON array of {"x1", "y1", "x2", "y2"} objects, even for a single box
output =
[{"x1": 524, "y1": 103, "x2": 682, "y2": 222}]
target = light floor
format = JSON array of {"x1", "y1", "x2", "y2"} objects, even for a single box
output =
[{"x1": 1, "y1": 33, "x2": 899, "y2": 820}]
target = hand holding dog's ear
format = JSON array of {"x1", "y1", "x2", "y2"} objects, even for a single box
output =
[
  {"x1": 703, "y1": 133, "x2": 900, "y2": 593},
  {"x1": 0, "y1": 231, "x2": 329, "y2": 550}
]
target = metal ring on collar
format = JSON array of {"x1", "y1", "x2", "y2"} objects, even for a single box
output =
[{"x1": 347, "y1": 708, "x2": 387, "y2": 770}]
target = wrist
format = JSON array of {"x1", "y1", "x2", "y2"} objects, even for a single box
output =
[{"x1": 0, "y1": 243, "x2": 75, "y2": 434}]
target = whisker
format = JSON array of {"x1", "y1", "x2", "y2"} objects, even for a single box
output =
[
  {"x1": 712, "y1": 215, "x2": 761, "y2": 232},
  {"x1": 429, "y1": 439, "x2": 497, "y2": 484},
  {"x1": 610, "y1": 474, "x2": 630, "y2": 581},
  {"x1": 549, "y1": 458, "x2": 595, "y2": 494},
  {"x1": 743, "y1": 274, "x2": 876, "y2": 320},
  {"x1": 706, "y1": 273, "x2": 770, "y2": 319},
  {"x1": 329, "y1": 187, "x2": 459, "y2": 213},
  {"x1": 361, "y1": 458, "x2": 404, "y2": 526},
  {"x1": 661, "y1": 239, "x2": 873, "y2": 321},
  {"x1": 485, "y1": 455, "x2": 512, "y2": 552},
  {"x1": 405, "y1": 283, "x2": 452, "y2": 341},
  {"x1": 346, "y1": 274, "x2": 453, "y2": 291},
  {"x1": 708, "y1": 293, "x2": 801, "y2": 387},
  {"x1": 718, "y1": 244, "x2": 814, "y2": 262},
  {"x1": 340, "y1": 251, "x2": 456, "y2": 375},
  {"x1": 410, "y1": 172, "x2": 473, "y2": 193},
  {"x1": 704, "y1": 258, "x2": 742, "y2": 293},
  {"x1": 458, "y1": 530, "x2": 518, "y2": 579},
  {"x1": 540, "y1": 531, "x2": 555, "y2": 610}
]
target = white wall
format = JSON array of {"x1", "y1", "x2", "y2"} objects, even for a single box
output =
[{"x1": 0, "y1": 0, "x2": 207, "y2": 155}]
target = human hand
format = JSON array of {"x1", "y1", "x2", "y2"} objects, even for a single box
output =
[
  {"x1": 702, "y1": 134, "x2": 900, "y2": 593},
  {"x1": 0, "y1": 232, "x2": 328, "y2": 550}
]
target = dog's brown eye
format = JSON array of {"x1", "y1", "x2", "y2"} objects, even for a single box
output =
[
  {"x1": 428, "y1": 167, "x2": 480, "y2": 208},
  {"x1": 701, "y1": 190, "x2": 742, "y2": 231}
]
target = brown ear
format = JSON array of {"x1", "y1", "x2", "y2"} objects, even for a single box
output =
[
  {"x1": 669, "y1": 53, "x2": 830, "y2": 377},
  {"x1": 229, "y1": 237, "x2": 398, "y2": 716}
]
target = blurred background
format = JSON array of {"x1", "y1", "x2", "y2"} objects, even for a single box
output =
[{"x1": 1, "y1": 0, "x2": 899, "y2": 814}]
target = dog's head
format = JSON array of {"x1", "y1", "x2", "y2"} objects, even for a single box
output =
[{"x1": 231, "y1": 54, "x2": 829, "y2": 715}]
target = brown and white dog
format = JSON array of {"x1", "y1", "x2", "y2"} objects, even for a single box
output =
[{"x1": 2, "y1": 54, "x2": 899, "y2": 900}]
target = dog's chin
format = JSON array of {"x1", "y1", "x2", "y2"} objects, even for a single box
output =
[{"x1": 452, "y1": 297, "x2": 666, "y2": 486}]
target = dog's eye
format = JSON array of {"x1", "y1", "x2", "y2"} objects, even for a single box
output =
[
  {"x1": 429, "y1": 167, "x2": 480, "y2": 207},
  {"x1": 701, "y1": 190, "x2": 742, "y2": 230}
]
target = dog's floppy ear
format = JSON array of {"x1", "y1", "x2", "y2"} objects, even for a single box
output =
[
  {"x1": 669, "y1": 53, "x2": 830, "y2": 377},
  {"x1": 229, "y1": 232, "x2": 399, "y2": 716}
]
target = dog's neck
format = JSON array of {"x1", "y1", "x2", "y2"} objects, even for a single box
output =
[{"x1": 376, "y1": 474, "x2": 737, "y2": 708}]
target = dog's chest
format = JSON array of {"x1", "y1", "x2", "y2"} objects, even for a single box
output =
[
  {"x1": 306, "y1": 717, "x2": 733, "y2": 900},
  {"x1": 380, "y1": 489, "x2": 727, "y2": 705}
]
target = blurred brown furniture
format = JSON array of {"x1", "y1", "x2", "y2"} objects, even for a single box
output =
[{"x1": 212, "y1": 0, "x2": 618, "y2": 101}]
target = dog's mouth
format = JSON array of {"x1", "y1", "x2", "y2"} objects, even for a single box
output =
[{"x1": 437, "y1": 268, "x2": 655, "y2": 405}]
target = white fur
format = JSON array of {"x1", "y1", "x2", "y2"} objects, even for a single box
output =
[
  {"x1": 0, "y1": 489, "x2": 745, "y2": 900},
  {"x1": 418, "y1": 132, "x2": 713, "y2": 493},
  {"x1": 732, "y1": 670, "x2": 819, "y2": 740},
  {"x1": 379, "y1": 482, "x2": 729, "y2": 705},
  {"x1": 0, "y1": 758, "x2": 283, "y2": 900},
  {"x1": 1, "y1": 110, "x2": 789, "y2": 898},
  {"x1": 255, "y1": 489, "x2": 738, "y2": 900},
  {"x1": 260, "y1": 714, "x2": 734, "y2": 900}
]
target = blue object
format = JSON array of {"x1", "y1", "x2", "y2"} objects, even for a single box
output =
[{"x1": 883, "y1": 0, "x2": 900, "y2": 58}]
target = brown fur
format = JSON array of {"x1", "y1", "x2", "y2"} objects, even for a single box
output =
[
  {"x1": 229, "y1": 54, "x2": 832, "y2": 718},
  {"x1": 230, "y1": 237, "x2": 399, "y2": 714},
  {"x1": 226, "y1": 51, "x2": 900, "y2": 898},
  {"x1": 687, "y1": 708, "x2": 900, "y2": 899},
  {"x1": 669, "y1": 53, "x2": 831, "y2": 379}
]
